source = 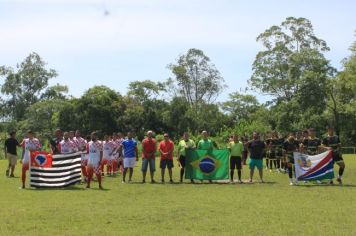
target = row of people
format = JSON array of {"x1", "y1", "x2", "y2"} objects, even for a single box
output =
[{"x1": 3, "y1": 127, "x2": 345, "y2": 188}]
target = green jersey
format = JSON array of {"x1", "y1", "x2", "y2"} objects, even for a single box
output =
[
  {"x1": 197, "y1": 139, "x2": 214, "y2": 151},
  {"x1": 228, "y1": 141, "x2": 244, "y2": 157},
  {"x1": 177, "y1": 139, "x2": 196, "y2": 156}
]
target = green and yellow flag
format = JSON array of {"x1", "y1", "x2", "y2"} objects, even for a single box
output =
[{"x1": 185, "y1": 149, "x2": 229, "y2": 180}]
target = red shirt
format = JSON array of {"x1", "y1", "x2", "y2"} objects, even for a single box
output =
[
  {"x1": 159, "y1": 140, "x2": 174, "y2": 160},
  {"x1": 142, "y1": 138, "x2": 156, "y2": 159}
]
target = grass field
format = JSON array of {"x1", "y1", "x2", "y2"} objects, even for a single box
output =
[{"x1": 0, "y1": 155, "x2": 355, "y2": 236}]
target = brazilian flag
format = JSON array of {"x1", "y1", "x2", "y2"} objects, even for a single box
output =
[{"x1": 185, "y1": 149, "x2": 229, "y2": 180}]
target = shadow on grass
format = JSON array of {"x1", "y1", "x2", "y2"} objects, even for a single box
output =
[
  {"x1": 25, "y1": 185, "x2": 110, "y2": 191},
  {"x1": 295, "y1": 184, "x2": 356, "y2": 188}
]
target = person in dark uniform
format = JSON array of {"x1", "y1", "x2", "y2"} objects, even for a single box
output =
[
  {"x1": 322, "y1": 127, "x2": 345, "y2": 184},
  {"x1": 283, "y1": 133, "x2": 300, "y2": 185},
  {"x1": 50, "y1": 129, "x2": 63, "y2": 154}
]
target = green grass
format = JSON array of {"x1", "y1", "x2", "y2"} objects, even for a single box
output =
[{"x1": 1, "y1": 155, "x2": 356, "y2": 236}]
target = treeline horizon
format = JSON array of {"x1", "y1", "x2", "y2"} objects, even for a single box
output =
[{"x1": 0, "y1": 17, "x2": 355, "y2": 145}]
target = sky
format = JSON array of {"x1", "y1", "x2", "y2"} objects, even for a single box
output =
[{"x1": 0, "y1": 0, "x2": 355, "y2": 102}]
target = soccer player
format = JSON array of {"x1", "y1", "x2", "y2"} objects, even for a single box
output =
[
  {"x1": 141, "y1": 131, "x2": 157, "y2": 183},
  {"x1": 4, "y1": 131, "x2": 21, "y2": 177},
  {"x1": 119, "y1": 131, "x2": 138, "y2": 183},
  {"x1": 21, "y1": 130, "x2": 42, "y2": 189},
  {"x1": 227, "y1": 134, "x2": 244, "y2": 183},
  {"x1": 265, "y1": 133, "x2": 272, "y2": 171},
  {"x1": 50, "y1": 129, "x2": 63, "y2": 154},
  {"x1": 197, "y1": 130, "x2": 214, "y2": 183},
  {"x1": 241, "y1": 136, "x2": 249, "y2": 165},
  {"x1": 247, "y1": 132, "x2": 266, "y2": 183},
  {"x1": 305, "y1": 128, "x2": 322, "y2": 155},
  {"x1": 69, "y1": 130, "x2": 75, "y2": 142},
  {"x1": 58, "y1": 132, "x2": 77, "y2": 154},
  {"x1": 283, "y1": 133, "x2": 299, "y2": 185},
  {"x1": 177, "y1": 132, "x2": 196, "y2": 183},
  {"x1": 73, "y1": 130, "x2": 87, "y2": 152},
  {"x1": 322, "y1": 127, "x2": 345, "y2": 184},
  {"x1": 158, "y1": 133, "x2": 174, "y2": 183},
  {"x1": 81, "y1": 135, "x2": 91, "y2": 182},
  {"x1": 86, "y1": 132, "x2": 103, "y2": 189},
  {"x1": 102, "y1": 134, "x2": 115, "y2": 176}
]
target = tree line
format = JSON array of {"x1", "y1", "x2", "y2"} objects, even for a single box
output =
[{"x1": 0, "y1": 17, "x2": 355, "y2": 145}]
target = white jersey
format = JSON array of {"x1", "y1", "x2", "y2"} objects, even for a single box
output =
[
  {"x1": 73, "y1": 136, "x2": 86, "y2": 152},
  {"x1": 22, "y1": 138, "x2": 41, "y2": 163},
  {"x1": 103, "y1": 140, "x2": 115, "y2": 160},
  {"x1": 88, "y1": 140, "x2": 102, "y2": 166},
  {"x1": 59, "y1": 140, "x2": 77, "y2": 154}
]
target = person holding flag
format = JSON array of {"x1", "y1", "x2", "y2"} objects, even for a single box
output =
[
  {"x1": 283, "y1": 133, "x2": 300, "y2": 185},
  {"x1": 197, "y1": 130, "x2": 214, "y2": 183},
  {"x1": 227, "y1": 134, "x2": 244, "y2": 183},
  {"x1": 21, "y1": 130, "x2": 42, "y2": 189},
  {"x1": 50, "y1": 129, "x2": 63, "y2": 154},
  {"x1": 86, "y1": 132, "x2": 103, "y2": 189},
  {"x1": 58, "y1": 132, "x2": 77, "y2": 154},
  {"x1": 322, "y1": 127, "x2": 345, "y2": 184},
  {"x1": 177, "y1": 132, "x2": 196, "y2": 183}
]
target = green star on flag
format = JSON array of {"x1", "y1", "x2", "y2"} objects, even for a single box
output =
[{"x1": 185, "y1": 149, "x2": 229, "y2": 180}]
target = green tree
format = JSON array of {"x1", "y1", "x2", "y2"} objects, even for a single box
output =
[
  {"x1": 250, "y1": 17, "x2": 335, "y2": 132},
  {"x1": 221, "y1": 92, "x2": 260, "y2": 122},
  {"x1": 168, "y1": 48, "x2": 225, "y2": 109},
  {"x1": 0, "y1": 52, "x2": 58, "y2": 121}
]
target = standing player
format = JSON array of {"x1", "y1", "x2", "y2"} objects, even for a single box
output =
[
  {"x1": 102, "y1": 134, "x2": 115, "y2": 176},
  {"x1": 158, "y1": 133, "x2": 174, "y2": 183},
  {"x1": 73, "y1": 130, "x2": 87, "y2": 152},
  {"x1": 86, "y1": 132, "x2": 103, "y2": 189},
  {"x1": 81, "y1": 135, "x2": 91, "y2": 182},
  {"x1": 197, "y1": 130, "x2": 214, "y2": 183},
  {"x1": 305, "y1": 128, "x2": 322, "y2": 155},
  {"x1": 141, "y1": 131, "x2": 157, "y2": 183},
  {"x1": 227, "y1": 134, "x2": 244, "y2": 183},
  {"x1": 119, "y1": 131, "x2": 138, "y2": 183},
  {"x1": 247, "y1": 132, "x2": 266, "y2": 183},
  {"x1": 113, "y1": 132, "x2": 124, "y2": 175},
  {"x1": 4, "y1": 131, "x2": 21, "y2": 177},
  {"x1": 322, "y1": 127, "x2": 345, "y2": 184},
  {"x1": 58, "y1": 132, "x2": 77, "y2": 154},
  {"x1": 177, "y1": 132, "x2": 196, "y2": 183},
  {"x1": 50, "y1": 129, "x2": 63, "y2": 154},
  {"x1": 20, "y1": 130, "x2": 42, "y2": 189},
  {"x1": 283, "y1": 133, "x2": 299, "y2": 185}
]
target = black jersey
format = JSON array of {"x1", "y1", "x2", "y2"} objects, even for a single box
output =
[
  {"x1": 306, "y1": 138, "x2": 321, "y2": 155},
  {"x1": 322, "y1": 135, "x2": 341, "y2": 153}
]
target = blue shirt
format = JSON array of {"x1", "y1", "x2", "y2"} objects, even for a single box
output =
[{"x1": 122, "y1": 139, "x2": 137, "y2": 158}]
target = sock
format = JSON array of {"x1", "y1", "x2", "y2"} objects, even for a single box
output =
[{"x1": 339, "y1": 167, "x2": 344, "y2": 178}]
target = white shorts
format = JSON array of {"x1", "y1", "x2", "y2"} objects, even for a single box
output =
[
  {"x1": 123, "y1": 158, "x2": 136, "y2": 168},
  {"x1": 88, "y1": 157, "x2": 100, "y2": 167}
]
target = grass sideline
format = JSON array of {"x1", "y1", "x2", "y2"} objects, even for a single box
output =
[{"x1": 0, "y1": 155, "x2": 355, "y2": 236}]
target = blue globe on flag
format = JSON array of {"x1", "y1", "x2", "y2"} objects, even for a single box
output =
[
  {"x1": 35, "y1": 154, "x2": 47, "y2": 167},
  {"x1": 199, "y1": 157, "x2": 215, "y2": 173}
]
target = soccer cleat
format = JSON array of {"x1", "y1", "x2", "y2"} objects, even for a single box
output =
[
  {"x1": 142, "y1": 179, "x2": 146, "y2": 183},
  {"x1": 121, "y1": 180, "x2": 125, "y2": 184},
  {"x1": 6, "y1": 169, "x2": 9, "y2": 177},
  {"x1": 238, "y1": 180, "x2": 243, "y2": 184},
  {"x1": 170, "y1": 179, "x2": 174, "y2": 184},
  {"x1": 329, "y1": 180, "x2": 334, "y2": 185},
  {"x1": 289, "y1": 182, "x2": 294, "y2": 186},
  {"x1": 337, "y1": 177, "x2": 342, "y2": 184},
  {"x1": 151, "y1": 180, "x2": 156, "y2": 184},
  {"x1": 10, "y1": 174, "x2": 14, "y2": 178}
]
